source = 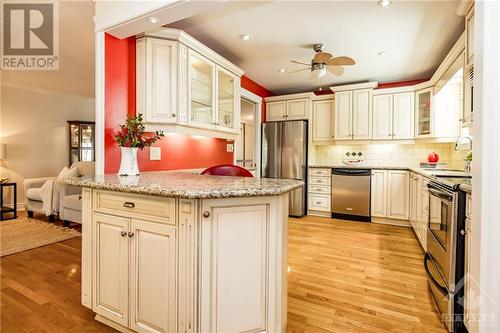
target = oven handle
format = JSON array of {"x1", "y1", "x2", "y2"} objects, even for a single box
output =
[
  {"x1": 428, "y1": 187, "x2": 453, "y2": 202},
  {"x1": 424, "y1": 253, "x2": 449, "y2": 297}
]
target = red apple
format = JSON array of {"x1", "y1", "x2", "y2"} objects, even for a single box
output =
[{"x1": 428, "y1": 152, "x2": 439, "y2": 163}]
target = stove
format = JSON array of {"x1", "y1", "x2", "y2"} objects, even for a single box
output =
[{"x1": 432, "y1": 176, "x2": 472, "y2": 191}]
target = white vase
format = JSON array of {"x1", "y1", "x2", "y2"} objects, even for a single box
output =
[{"x1": 118, "y1": 147, "x2": 140, "y2": 176}]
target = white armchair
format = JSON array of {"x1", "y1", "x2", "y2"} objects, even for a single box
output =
[
  {"x1": 58, "y1": 161, "x2": 95, "y2": 226},
  {"x1": 23, "y1": 177, "x2": 58, "y2": 222}
]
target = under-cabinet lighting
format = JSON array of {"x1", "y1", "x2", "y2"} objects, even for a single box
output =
[{"x1": 148, "y1": 16, "x2": 160, "y2": 24}]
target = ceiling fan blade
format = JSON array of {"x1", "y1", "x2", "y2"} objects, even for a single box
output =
[
  {"x1": 327, "y1": 65, "x2": 344, "y2": 76},
  {"x1": 325, "y1": 56, "x2": 356, "y2": 66},
  {"x1": 288, "y1": 67, "x2": 311, "y2": 73},
  {"x1": 313, "y1": 52, "x2": 333, "y2": 63},
  {"x1": 290, "y1": 60, "x2": 310, "y2": 66}
]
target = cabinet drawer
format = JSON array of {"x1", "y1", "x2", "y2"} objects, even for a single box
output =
[
  {"x1": 308, "y1": 194, "x2": 331, "y2": 212},
  {"x1": 94, "y1": 190, "x2": 176, "y2": 225},
  {"x1": 308, "y1": 185, "x2": 331, "y2": 194},
  {"x1": 309, "y1": 168, "x2": 331, "y2": 177},
  {"x1": 309, "y1": 176, "x2": 331, "y2": 186}
]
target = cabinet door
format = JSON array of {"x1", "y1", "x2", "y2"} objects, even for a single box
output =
[
  {"x1": 409, "y1": 174, "x2": 418, "y2": 229},
  {"x1": 216, "y1": 66, "x2": 239, "y2": 132},
  {"x1": 199, "y1": 202, "x2": 269, "y2": 333},
  {"x1": 387, "y1": 170, "x2": 410, "y2": 220},
  {"x1": 266, "y1": 101, "x2": 286, "y2": 121},
  {"x1": 188, "y1": 50, "x2": 216, "y2": 129},
  {"x1": 130, "y1": 219, "x2": 177, "y2": 333},
  {"x1": 372, "y1": 94, "x2": 393, "y2": 140},
  {"x1": 286, "y1": 98, "x2": 309, "y2": 120},
  {"x1": 416, "y1": 88, "x2": 433, "y2": 137},
  {"x1": 93, "y1": 214, "x2": 129, "y2": 326},
  {"x1": 312, "y1": 99, "x2": 334, "y2": 141},
  {"x1": 334, "y1": 91, "x2": 352, "y2": 140},
  {"x1": 393, "y1": 92, "x2": 415, "y2": 139},
  {"x1": 465, "y1": 8, "x2": 474, "y2": 66},
  {"x1": 137, "y1": 38, "x2": 178, "y2": 124},
  {"x1": 420, "y1": 185, "x2": 429, "y2": 251},
  {"x1": 352, "y1": 89, "x2": 372, "y2": 140},
  {"x1": 371, "y1": 170, "x2": 388, "y2": 218}
]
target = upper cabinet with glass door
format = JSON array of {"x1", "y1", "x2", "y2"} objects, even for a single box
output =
[
  {"x1": 136, "y1": 29, "x2": 244, "y2": 140},
  {"x1": 415, "y1": 88, "x2": 433, "y2": 138}
]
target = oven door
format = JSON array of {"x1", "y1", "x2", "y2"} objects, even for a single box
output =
[
  {"x1": 427, "y1": 184, "x2": 457, "y2": 291},
  {"x1": 424, "y1": 253, "x2": 453, "y2": 332}
]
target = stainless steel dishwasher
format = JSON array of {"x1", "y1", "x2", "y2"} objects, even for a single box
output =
[{"x1": 331, "y1": 168, "x2": 371, "y2": 222}]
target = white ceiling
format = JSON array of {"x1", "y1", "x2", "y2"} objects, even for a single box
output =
[{"x1": 169, "y1": 1, "x2": 464, "y2": 94}]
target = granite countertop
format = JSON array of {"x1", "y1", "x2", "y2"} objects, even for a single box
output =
[{"x1": 66, "y1": 172, "x2": 304, "y2": 199}]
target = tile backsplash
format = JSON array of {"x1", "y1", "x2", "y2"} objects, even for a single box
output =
[{"x1": 313, "y1": 143, "x2": 469, "y2": 170}]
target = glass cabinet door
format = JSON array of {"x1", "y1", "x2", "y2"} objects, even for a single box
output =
[
  {"x1": 80, "y1": 124, "x2": 94, "y2": 161},
  {"x1": 217, "y1": 68, "x2": 235, "y2": 130},
  {"x1": 416, "y1": 88, "x2": 432, "y2": 137},
  {"x1": 189, "y1": 52, "x2": 214, "y2": 128}
]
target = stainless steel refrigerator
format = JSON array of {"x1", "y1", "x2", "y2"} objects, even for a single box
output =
[{"x1": 262, "y1": 120, "x2": 307, "y2": 217}]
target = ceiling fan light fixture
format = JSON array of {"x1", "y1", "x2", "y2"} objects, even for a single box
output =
[{"x1": 377, "y1": 0, "x2": 392, "y2": 7}]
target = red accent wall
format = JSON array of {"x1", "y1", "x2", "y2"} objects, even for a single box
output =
[
  {"x1": 376, "y1": 78, "x2": 429, "y2": 89},
  {"x1": 240, "y1": 75, "x2": 274, "y2": 123},
  {"x1": 104, "y1": 34, "x2": 272, "y2": 173}
]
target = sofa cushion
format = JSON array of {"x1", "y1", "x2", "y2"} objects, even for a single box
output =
[
  {"x1": 26, "y1": 188, "x2": 43, "y2": 202},
  {"x1": 61, "y1": 194, "x2": 82, "y2": 211}
]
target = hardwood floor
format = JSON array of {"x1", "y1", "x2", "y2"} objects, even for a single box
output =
[{"x1": 0, "y1": 214, "x2": 446, "y2": 333}]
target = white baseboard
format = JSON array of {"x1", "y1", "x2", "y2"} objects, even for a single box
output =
[{"x1": 371, "y1": 217, "x2": 411, "y2": 227}]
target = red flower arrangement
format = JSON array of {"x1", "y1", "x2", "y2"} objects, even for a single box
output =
[{"x1": 114, "y1": 114, "x2": 164, "y2": 149}]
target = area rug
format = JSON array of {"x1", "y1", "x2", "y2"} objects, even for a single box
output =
[{"x1": 0, "y1": 216, "x2": 81, "y2": 257}]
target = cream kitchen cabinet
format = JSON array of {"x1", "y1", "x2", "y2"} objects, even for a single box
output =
[
  {"x1": 415, "y1": 88, "x2": 434, "y2": 138},
  {"x1": 312, "y1": 98, "x2": 334, "y2": 142},
  {"x1": 332, "y1": 89, "x2": 372, "y2": 141},
  {"x1": 387, "y1": 170, "x2": 410, "y2": 220},
  {"x1": 372, "y1": 92, "x2": 414, "y2": 140},
  {"x1": 93, "y1": 213, "x2": 177, "y2": 333},
  {"x1": 372, "y1": 94, "x2": 393, "y2": 140},
  {"x1": 308, "y1": 168, "x2": 332, "y2": 216},
  {"x1": 371, "y1": 169, "x2": 388, "y2": 218},
  {"x1": 371, "y1": 169, "x2": 410, "y2": 222},
  {"x1": 465, "y1": 6, "x2": 474, "y2": 68},
  {"x1": 265, "y1": 93, "x2": 314, "y2": 122},
  {"x1": 136, "y1": 29, "x2": 244, "y2": 140}
]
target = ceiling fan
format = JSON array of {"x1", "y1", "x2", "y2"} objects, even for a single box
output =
[{"x1": 289, "y1": 43, "x2": 356, "y2": 80}]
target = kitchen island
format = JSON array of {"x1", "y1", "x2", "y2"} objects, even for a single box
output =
[{"x1": 67, "y1": 172, "x2": 303, "y2": 333}]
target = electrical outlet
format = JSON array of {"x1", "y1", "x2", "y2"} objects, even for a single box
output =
[
  {"x1": 150, "y1": 147, "x2": 161, "y2": 160},
  {"x1": 226, "y1": 144, "x2": 234, "y2": 152}
]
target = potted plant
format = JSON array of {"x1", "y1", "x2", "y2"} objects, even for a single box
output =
[{"x1": 114, "y1": 114, "x2": 164, "y2": 176}]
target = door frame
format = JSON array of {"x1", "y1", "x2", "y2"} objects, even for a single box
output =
[{"x1": 236, "y1": 88, "x2": 262, "y2": 177}]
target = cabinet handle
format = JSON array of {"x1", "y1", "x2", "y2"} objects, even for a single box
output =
[
  {"x1": 171, "y1": 113, "x2": 176, "y2": 117},
  {"x1": 121, "y1": 231, "x2": 127, "y2": 237},
  {"x1": 123, "y1": 202, "x2": 135, "y2": 208},
  {"x1": 460, "y1": 229, "x2": 466, "y2": 236},
  {"x1": 128, "y1": 232, "x2": 134, "y2": 238},
  {"x1": 316, "y1": 188, "x2": 322, "y2": 191},
  {"x1": 203, "y1": 211, "x2": 210, "y2": 218},
  {"x1": 316, "y1": 201, "x2": 322, "y2": 205}
]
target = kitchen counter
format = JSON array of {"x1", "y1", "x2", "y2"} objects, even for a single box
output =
[
  {"x1": 67, "y1": 171, "x2": 303, "y2": 199},
  {"x1": 309, "y1": 164, "x2": 469, "y2": 179},
  {"x1": 70, "y1": 171, "x2": 294, "y2": 333}
]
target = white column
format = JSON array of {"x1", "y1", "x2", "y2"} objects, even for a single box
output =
[
  {"x1": 95, "y1": 31, "x2": 105, "y2": 175},
  {"x1": 472, "y1": 1, "x2": 500, "y2": 332}
]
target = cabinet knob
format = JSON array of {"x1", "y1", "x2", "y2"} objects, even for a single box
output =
[
  {"x1": 121, "y1": 231, "x2": 127, "y2": 237},
  {"x1": 203, "y1": 211, "x2": 210, "y2": 218},
  {"x1": 123, "y1": 202, "x2": 135, "y2": 208},
  {"x1": 128, "y1": 232, "x2": 134, "y2": 238},
  {"x1": 171, "y1": 113, "x2": 176, "y2": 117}
]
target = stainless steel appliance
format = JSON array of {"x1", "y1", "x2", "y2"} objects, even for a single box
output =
[
  {"x1": 261, "y1": 120, "x2": 307, "y2": 217},
  {"x1": 426, "y1": 176, "x2": 469, "y2": 332},
  {"x1": 331, "y1": 168, "x2": 371, "y2": 221}
]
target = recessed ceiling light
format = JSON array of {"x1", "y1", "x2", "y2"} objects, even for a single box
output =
[
  {"x1": 378, "y1": 51, "x2": 388, "y2": 56},
  {"x1": 148, "y1": 16, "x2": 160, "y2": 24},
  {"x1": 278, "y1": 68, "x2": 286, "y2": 73},
  {"x1": 377, "y1": 0, "x2": 392, "y2": 7},
  {"x1": 240, "y1": 34, "x2": 252, "y2": 41}
]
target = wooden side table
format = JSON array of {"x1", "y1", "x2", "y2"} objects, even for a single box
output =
[{"x1": 0, "y1": 182, "x2": 17, "y2": 221}]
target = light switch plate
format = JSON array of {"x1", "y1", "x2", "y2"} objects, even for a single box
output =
[
  {"x1": 226, "y1": 144, "x2": 234, "y2": 152},
  {"x1": 150, "y1": 147, "x2": 161, "y2": 160}
]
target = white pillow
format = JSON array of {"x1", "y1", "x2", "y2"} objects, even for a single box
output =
[{"x1": 57, "y1": 166, "x2": 79, "y2": 183}]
